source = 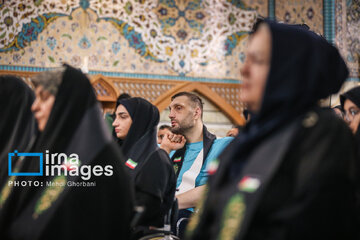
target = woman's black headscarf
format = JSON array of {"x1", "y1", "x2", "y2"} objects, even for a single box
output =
[
  {"x1": 340, "y1": 86, "x2": 360, "y2": 109},
  {"x1": 116, "y1": 97, "x2": 160, "y2": 174},
  {"x1": 0, "y1": 65, "x2": 133, "y2": 239},
  {"x1": 0, "y1": 76, "x2": 37, "y2": 188},
  {"x1": 112, "y1": 93, "x2": 132, "y2": 145},
  {"x1": 34, "y1": 65, "x2": 97, "y2": 154},
  {"x1": 222, "y1": 19, "x2": 348, "y2": 178}
]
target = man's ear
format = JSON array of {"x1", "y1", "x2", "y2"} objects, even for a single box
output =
[{"x1": 194, "y1": 107, "x2": 201, "y2": 120}]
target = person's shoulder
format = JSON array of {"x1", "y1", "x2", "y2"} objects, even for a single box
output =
[
  {"x1": 214, "y1": 136, "x2": 234, "y2": 146},
  {"x1": 149, "y1": 148, "x2": 173, "y2": 165},
  {"x1": 154, "y1": 148, "x2": 170, "y2": 158},
  {"x1": 295, "y1": 108, "x2": 354, "y2": 149},
  {"x1": 207, "y1": 137, "x2": 234, "y2": 157},
  {"x1": 303, "y1": 108, "x2": 350, "y2": 134}
]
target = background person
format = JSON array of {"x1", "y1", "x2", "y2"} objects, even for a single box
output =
[
  {"x1": 157, "y1": 124, "x2": 172, "y2": 145},
  {"x1": 161, "y1": 91, "x2": 233, "y2": 238},
  {"x1": 341, "y1": 87, "x2": 360, "y2": 135},
  {"x1": 112, "y1": 97, "x2": 176, "y2": 239}
]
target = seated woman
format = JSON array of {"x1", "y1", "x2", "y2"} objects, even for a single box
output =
[
  {"x1": 0, "y1": 65, "x2": 133, "y2": 239},
  {"x1": 186, "y1": 20, "x2": 358, "y2": 240},
  {"x1": 112, "y1": 97, "x2": 176, "y2": 238}
]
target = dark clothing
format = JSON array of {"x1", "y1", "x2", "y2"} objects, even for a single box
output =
[
  {"x1": 5, "y1": 143, "x2": 133, "y2": 240},
  {"x1": 0, "y1": 65, "x2": 133, "y2": 240},
  {"x1": 0, "y1": 76, "x2": 37, "y2": 189},
  {"x1": 188, "y1": 109, "x2": 359, "y2": 240},
  {"x1": 118, "y1": 97, "x2": 176, "y2": 236},
  {"x1": 171, "y1": 125, "x2": 216, "y2": 177},
  {"x1": 186, "y1": 20, "x2": 358, "y2": 240},
  {"x1": 135, "y1": 148, "x2": 176, "y2": 228}
]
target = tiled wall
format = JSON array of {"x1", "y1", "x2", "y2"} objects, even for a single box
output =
[
  {"x1": 335, "y1": 0, "x2": 360, "y2": 81},
  {"x1": 0, "y1": 0, "x2": 257, "y2": 82},
  {"x1": 1, "y1": 0, "x2": 357, "y2": 82},
  {"x1": 275, "y1": 0, "x2": 323, "y2": 35}
]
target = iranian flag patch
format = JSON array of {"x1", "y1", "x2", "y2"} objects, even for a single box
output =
[
  {"x1": 173, "y1": 157, "x2": 182, "y2": 163},
  {"x1": 207, "y1": 158, "x2": 219, "y2": 175},
  {"x1": 238, "y1": 176, "x2": 261, "y2": 193},
  {"x1": 125, "y1": 158, "x2": 137, "y2": 169}
]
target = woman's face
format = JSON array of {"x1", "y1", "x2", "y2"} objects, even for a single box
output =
[
  {"x1": 343, "y1": 99, "x2": 360, "y2": 134},
  {"x1": 112, "y1": 104, "x2": 133, "y2": 140},
  {"x1": 240, "y1": 24, "x2": 272, "y2": 113},
  {"x1": 31, "y1": 85, "x2": 56, "y2": 132}
]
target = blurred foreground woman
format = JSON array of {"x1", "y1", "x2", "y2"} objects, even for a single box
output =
[
  {"x1": 0, "y1": 76, "x2": 37, "y2": 189},
  {"x1": 186, "y1": 20, "x2": 359, "y2": 240},
  {"x1": 0, "y1": 65, "x2": 133, "y2": 240}
]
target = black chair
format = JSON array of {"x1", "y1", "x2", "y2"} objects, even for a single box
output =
[{"x1": 134, "y1": 198, "x2": 180, "y2": 240}]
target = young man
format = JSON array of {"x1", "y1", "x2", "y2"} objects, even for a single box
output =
[
  {"x1": 157, "y1": 124, "x2": 172, "y2": 145},
  {"x1": 160, "y1": 92, "x2": 233, "y2": 238}
]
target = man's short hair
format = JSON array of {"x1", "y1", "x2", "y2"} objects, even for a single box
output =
[
  {"x1": 171, "y1": 92, "x2": 204, "y2": 118},
  {"x1": 159, "y1": 124, "x2": 171, "y2": 130}
]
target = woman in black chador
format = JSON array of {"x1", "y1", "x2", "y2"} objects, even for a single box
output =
[
  {"x1": 0, "y1": 65, "x2": 133, "y2": 240},
  {"x1": 186, "y1": 20, "x2": 359, "y2": 240},
  {"x1": 0, "y1": 76, "x2": 37, "y2": 189},
  {"x1": 112, "y1": 97, "x2": 176, "y2": 238}
]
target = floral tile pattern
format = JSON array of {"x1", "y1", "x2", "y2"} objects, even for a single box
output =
[
  {"x1": 0, "y1": 0, "x2": 78, "y2": 50},
  {"x1": 241, "y1": 0, "x2": 268, "y2": 18},
  {"x1": 0, "y1": 0, "x2": 258, "y2": 79},
  {"x1": 335, "y1": 0, "x2": 360, "y2": 79},
  {"x1": 275, "y1": 0, "x2": 323, "y2": 35},
  {"x1": 2, "y1": 0, "x2": 356, "y2": 80}
]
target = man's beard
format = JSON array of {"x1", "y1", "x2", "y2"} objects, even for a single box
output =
[{"x1": 170, "y1": 120, "x2": 193, "y2": 135}]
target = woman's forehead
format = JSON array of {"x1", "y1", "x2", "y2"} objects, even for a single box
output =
[{"x1": 247, "y1": 24, "x2": 271, "y2": 55}]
